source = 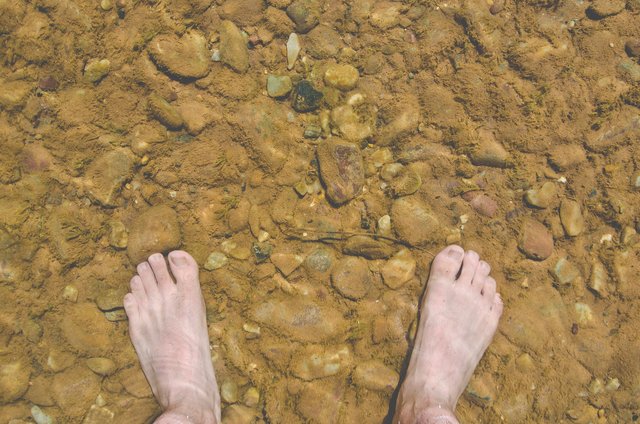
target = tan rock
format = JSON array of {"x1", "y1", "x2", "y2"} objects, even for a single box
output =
[
  {"x1": 381, "y1": 249, "x2": 416, "y2": 289},
  {"x1": 127, "y1": 205, "x2": 181, "y2": 264},
  {"x1": 559, "y1": 199, "x2": 584, "y2": 236},
  {"x1": 148, "y1": 31, "x2": 210, "y2": 79},
  {"x1": 219, "y1": 20, "x2": 250, "y2": 73},
  {"x1": 518, "y1": 218, "x2": 553, "y2": 260},
  {"x1": 324, "y1": 64, "x2": 359, "y2": 91},
  {"x1": 317, "y1": 139, "x2": 364, "y2": 205},
  {"x1": 85, "y1": 149, "x2": 134, "y2": 207},
  {"x1": 119, "y1": 366, "x2": 153, "y2": 398},
  {"x1": 60, "y1": 303, "x2": 113, "y2": 355},
  {"x1": 331, "y1": 256, "x2": 371, "y2": 300},
  {"x1": 290, "y1": 344, "x2": 352, "y2": 380},
  {"x1": 52, "y1": 366, "x2": 100, "y2": 417},
  {"x1": 0, "y1": 360, "x2": 30, "y2": 404},
  {"x1": 352, "y1": 360, "x2": 399, "y2": 392},
  {"x1": 391, "y1": 197, "x2": 442, "y2": 246}
]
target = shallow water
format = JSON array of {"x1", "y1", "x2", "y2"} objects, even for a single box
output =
[{"x1": 1, "y1": 0, "x2": 640, "y2": 422}]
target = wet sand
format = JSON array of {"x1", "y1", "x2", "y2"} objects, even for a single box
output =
[{"x1": 1, "y1": 0, "x2": 640, "y2": 422}]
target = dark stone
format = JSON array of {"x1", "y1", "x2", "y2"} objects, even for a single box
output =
[
  {"x1": 253, "y1": 242, "x2": 273, "y2": 263},
  {"x1": 292, "y1": 80, "x2": 323, "y2": 112},
  {"x1": 38, "y1": 76, "x2": 59, "y2": 91},
  {"x1": 316, "y1": 139, "x2": 364, "y2": 205},
  {"x1": 286, "y1": 0, "x2": 319, "y2": 33}
]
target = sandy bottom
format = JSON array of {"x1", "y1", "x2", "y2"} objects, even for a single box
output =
[{"x1": 1, "y1": 0, "x2": 640, "y2": 422}]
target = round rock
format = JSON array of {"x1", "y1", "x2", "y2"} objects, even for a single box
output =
[
  {"x1": 391, "y1": 197, "x2": 442, "y2": 246},
  {"x1": 518, "y1": 218, "x2": 553, "y2": 261},
  {"x1": 324, "y1": 64, "x2": 359, "y2": 91},
  {"x1": 331, "y1": 256, "x2": 370, "y2": 300},
  {"x1": 148, "y1": 31, "x2": 210, "y2": 79},
  {"x1": 127, "y1": 205, "x2": 182, "y2": 264}
]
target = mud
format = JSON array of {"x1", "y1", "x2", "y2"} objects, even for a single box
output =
[{"x1": 1, "y1": 0, "x2": 640, "y2": 423}]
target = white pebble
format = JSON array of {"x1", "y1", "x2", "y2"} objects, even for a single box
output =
[
  {"x1": 287, "y1": 33, "x2": 300, "y2": 70},
  {"x1": 599, "y1": 234, "x2": 613, "y2": 243},
  {"x1": 31, "y1": 405, "x2": 53, "y2": 424},
  {"x1": 211, "y1": 50, "x2": 221, "y2": 61},
  {"x1": 204, "y1": 252, "x2": 228, "y2": 270}
]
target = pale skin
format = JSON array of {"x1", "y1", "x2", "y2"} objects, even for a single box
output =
[{"x1": 123, "y1": 245, "x2": 502, "y2": 424}]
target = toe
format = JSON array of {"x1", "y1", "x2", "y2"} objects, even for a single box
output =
[
  {"x1": 137, "y1": 261, "x2": 159, "y2": 298},
  {"x1": 148, "y1": 253, "x2": 175, "y2": 293},
  {"x1": 428, "y1": 245, "x2": 464, "y2": 282},
  {"x1": 457, "y1": 250, "x2": 480, "y2": 284},
  {"x1": 130, "y1": 276, "x2": 145, "y2": 302},
  {"x1": 123, "y1": 293, "x2": 139, "y2": 323},
  {"x1": 168, "y1": 250, "x2": 201, "y2": 291},
  {"x1": 482, "y1": 276, "x2": 497, "y2": 304},
  {"x1": 472, "y1": 260, "x2": 491, "y2": 291},
  {"x1": 491, "y1": 293, "x2": 504, "y2": 316}
]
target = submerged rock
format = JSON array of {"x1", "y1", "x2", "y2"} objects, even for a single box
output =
[
  {"x1": 219, "y1": 20, "x2": 250, "y2": 73},
  {"x1": 52, "y1": 366, "x2": 100, "y2": 417},
  {"x1": 317, "y1": 139, "x2": 364, "y2": 205},
  {"x1": 286, "y1": 0, "x2": 319, "y2": 33},
  {"x1": 352, "y1": 360, "x2": 399, "y2": 392},
  {"x1": 85, "y1": 149, "x2": 134, "y2": 207},
  {"x1": 518, "y1": 218, "x2": 553, "y2": 260},
  {"x1": 343, "y1": 236, "x2": 394, "y2": 260},
  {"x1": 462, "y1": 191, "x2": 498, "y2": 217},
  {"x1": 287, "y1": 33, "x2": 300, "y2": 70},
  {"x1": 391, "y1": 197, "x2": 441, "y2": 246},
  {"x1": 559, "y1": 199, "x2": 584, "y2": 236},
  {"x1": 524, "y1": 182, "x2": 557, "y2": 209},
  {"x1": 267, "y1": 75, "x2": 293, "y2": 98},
  {"x1": 331, "y1": 256, "x2": 371, "y2": 300},
  {"x1": 552, "y1": 257, "x2": 581, "y2": 286},
  {"x1": 381, "y1": 249, "x2": 416, "y2": 289},
  {"x1": 84, "y1": 59, "x2": 111, "y2": 83},
  {"x1": 291, "y1": 344, "x2": 352, "y2": 380},
  {"x1": 324, "y1": 64, "x2": 359, "y2": 91},
  {"x1": 127, "y1": 205, "x2": 181, "y2": 264},
  {"x1": 148, "y1": 31, "x2": 210, "y2": 79},
  {"x1": 148, "y1": 93, "x2": 184, "y2": 130},
  {"x1": 469, "y1": 137, "x2": 511, "y2": 168},
  {"x1": 587, "y1": 0, "x2": 625, "y2": 19},
  {"x1": 330, "y1": 105, "x2": 373, "y2": 142},
  {"x1": 292, "y1": 80, "x2": 323, "y2": 112},
  {"x1": 0, "y1": 360, "x2": 30, "y2": 403}
]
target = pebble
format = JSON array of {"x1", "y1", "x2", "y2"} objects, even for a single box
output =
[
  {"x1": 62, "y1": 285, "x2": 79, "y2": 302},
  {"x1": 250, "y1": 296, "x2": 348, "y2": 342},
  {"x1": 605, "y1": 378, "x2": 620, "y2": 391},
  {"x1": 370, "y1": 2, "x2": 402, "y2": 29},
  {"x1": 297, "y1": 380, "x2": 344, "y2": 423},
  {"x1": 84, "y1": 59, "x2": 110, "y2": 83},
  {"x1": 47, "y1": 350, "x2": 76, "y2": 372},
  {"x1": 316, "y1": 139, "x2": 364, "y2": 205},
  {"x1": 52, "y1": 366, "x2": 101, "y2": 417},
  {"x1": 148, "y1": 31, "x2": 210, "y2": 79},
  {"x1": 343, "y1": 235, "x2": 394, "y2": 259},
  {"x1": 61, "y1": 303, "x2": 113, "y2": 355},
  {"x1": 286, "y1": 33, "x2": 300, "y2": 70},
  {"x1": 574, "y1": 303, "x2": 594, "y2": 326},
  {"x1": 469, "y1": 138, "x2": 511, "y2": 168},
  {"x1": 330, "y1": 256, "x2": 371, "y2": 300},
  {"x1": 0, "y1": 360, "x2": 30, "y2": 403},
  {"x1": 204, "y1": 252, "x2": 228, "y2": 270},
  {"x1": 291, "y1": 345, "x2": 352, "y2": 380},
  {"x1": 85, "y1": 149, "x2": 134, "y2": 207},
  {"x1": 548, "y1": 145, "x2": 587, "y2": 170},
  {"x1": 391, "y1": 197, "x2": 442, "y2": 246},
  {"x1": 95, "y1": 289, "x2": 124, "y2": 311},
  {"x1": 127, "y1": 205, "x2": 182, "y2": 264},
  {"x1": 270, "y1": 252, "x2": 304, "y2": 276},
  {"x1": 552, "y1": 257, "x2": 581, "y2": 286},
  {"x1": 352, "y1": 360, "x2": 399, "y2": 393},
  {"x1": 518, "y1": 218, "x2": 553, "y2": 260},
  {"x1": 220, "y1": 20, "x2": 250, "y2": 73},
  {"x1": 108, "y1": 220, "x2": 128, "y2": 249},
  {"x1": 388, "y1": 167, "x2": 422, "y2": 198},
  {"x1": 148, "y1": 93, "x2": 184, "y2": 130},
  {"x1": 119, "y1": 366, "x2": 153, "y2": 398},
  {"x1": 83, "y1": 405, "x2": 115, "y2": 424},
  {"x1": 461, "y1": 191, "x2": 498, "y2": 217},
  {"x1": 252, "y1": 242, "x2": 273, "y2": 263},
  {"x1": 31, "y1": 406, "x2": 53, "y2": 424},
  {"x1": 221, "y1": 380, "x2": 239, "y2": 403},
  {"x1": 330, "y1": 105, "x2": 372, "y2": 142},
  {"x1": 267, "y1": 75, "x2": 293, "y2": 98},
  {"x1": 291, "y1": 80, "x2": 323, "y2": 112},
  {"x1": 587, "y1": 0, "x2": 626, "y2": 18},
  {"x1": 21, "y1": 144, "x2": 53, "y2": 173},
  {"x1": 100, "y1": 0, "x2": 112, "y2": 10},
  {"x1": 222, "y1": 404, "x2": 259, "y2": 423},
  {"x1": 515, "y1": 353, "x2": 534, "y2": 372},
  {"x1": 378, "y1": 215, "x2": 392, "y2": 236},
  {"x1": 381, "y1": 249, "x2": 416, "y2": 289},
  {"x1": 303, "y1": 124, "x2": 322, "y2": 139},
  {"x1": 304, "y1": 248, "x2": 333, "y2": 273},
  {"x1": 324, "y1": 64, "x2": 359, "y2": 91},
  {"x1": 243, "y1": 387, "x2": 260, "y2": 407},
  {"x1": 86, "y1": 357, "x2": 117, "y2": 376},
  {"x1": 626, "y1": 39, "x2": 640, "y2": 57},
  {"x1": 38, "y1": 76, "x2": 58, "y2": 91},
  {"x1": 286, "y1": 0, "x2": 319, "y2": 33},
  {"x1": 524, "y1": 182, "x2": 556, "y2": 209},
  {"x1": 559, "y1": 199, "x2": 584, "y2": 236},
  {"x1": 589, "y1": 260, "x2": 608, "y2": 297}
]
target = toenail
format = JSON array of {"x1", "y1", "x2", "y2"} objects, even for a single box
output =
[
  {"x1": 139, "y1": 262, "x2": 148, "y2": 270},
  {"x1": 169, "y1": 252, "x2": 188, "y2": 267},
  {"x1": 446, "y1": 246, "x2": 464, "y2": 260}
]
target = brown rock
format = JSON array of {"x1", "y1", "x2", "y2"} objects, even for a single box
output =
[
  {"x1": 219, "y1": 0, "x2": 265, "y2": 26},
  {"x1": 381, "y1": 249, "x2": 416, "y2": 289},
  {"x1": 148, "y1": 31, "x2": 210, "y2": 79},
  {"x1": 559, "y1": 199, "x2": 584, "y2": 236},
  {"x1": 127, "y1": 205, "x2": 181, "y2": 264},
  {"x1": 52, "y1": 366, "x2": 101, "y2": 417},
  {"x1": 352, "y1": 360, "x2": 399, "y2": 392},
  {"x1": 25, "y1": 374, "x2": 55, "y2": 406},
  {"x1": 518, "y1": 218, "x2": 553, "y2": 260},
  {"x1": 60, "y1": 303, "x2": 113, "y2": 355},
  {"x1": 84, "y1": 149, "x2": 134, "y2": 207},
  {"x1": 462, "y1": 191, "x2": 498, "y2": 217},
  {"x1": 119, "y1": 366, "x2": 153, "y2": 398},
  {"x1": 0, "y1": 359, "x2": 30, "y2": 404},
  {"x1": 317, "y1": 139, "x2": 364, "y2": 205},
  {"x1": 391, "y1": 197, "x2": 442, "y2": 246},
  {"x1": 21, "y1": 144, "x2": 53, "y2": 173},
  {"x1": 626, "y1": 39, "x2": 640, "y2": 58},
  {"x1": 343, "y1": 236, "x2": 394, "y2": 260},
  {"x1": 548, "y1": 144, "x2": 587, "y2": 170},
  {"x1": 331, "y1": 256, "x2": 371, "y2": 300},
  {"x1": 148, "y1": 93, "x2": 184, "y2": 130},
  {"x1": 219, "y1": 20, "x2": 250, "y2": 73}
]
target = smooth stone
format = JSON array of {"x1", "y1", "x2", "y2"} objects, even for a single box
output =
[
  {"x1": 204, "y1": 251, "x2": 228, "y2": 270},
  {"x1": 317, "y1": 138, "x2": 364, "y2": 205},
  {"x1": 391, "y1": 197, "x2": 442, "y2": 246},
  {"x1": 330, "y1": 105, "x2": 372, "y2": 142},
  {"x1": 324, "y1": 64, "x2": 359, "y2": 91},
  {"x1": 250, "y1": 296, "x2": 348, "y2": 342},
  {"x1": 148, "y1": 31, "x2": 210, "y2": 79},
  {"x1": 518, "y1": 218, "x2": 553, "y2": 261},
  {"x1": 0, "y1": 360, "x2": 30, "y2": 403},
  {"x1": 270, "y1": 252, "x2": 304, "y2": 276},
  {"x1": 304, "y1": 248, "x2": 334, "y2": 274},
  {"x1": 304, "y1": 124, "x2": 322, "y2": 139},
  {"x1": 62, "y1": 285, "x2": 79, "y2": 302},
  {"x1": 291, "y1": 80, "x2": 323, "y2": 112},
  {"x1": 370, "y1": 1, "x2": 402, "y2": 29},
  {"x1": 243, "y1": 387, "x2": 260, "y2": 407},
  {"x1": 552, "y1": 257, "x2": 581, "y2": 286},
  {"x1": 286, "y1": 0, "x2": 319, "y2": 33},
  {"x1": 31, "y1": 405, "x2": 53, "y2": 424},
  {"x1": 462, "y1": 191, "x2": 498, "y2": 218},
  {"x1": 252, "y1": 242, "x2": 273, "y2": 263},
  {"x1": 52, "y1": 366, "x2": 101, "y2": 417},
  {"x1": 589, "y1": 260, "x2": 608, "y2": 297},
  {"x1": 291, "y1": 345, "x2": 352, "y2": 380},
  {"x1": 388, "y1": 167, "x2": 422, "y2": 197},
  {"x1": 148, "y1": 93, "x2": 184, "y2": 130},
  {"x1": 331, "y1": 256, "x2": 370, "y2": 300},
  {"x1": 108, "y1": 219, "x2": 128, "y2": 249},
  {"x1": 524, "y1": 182, "x2": 556, "y2": 209},
  {"x1": 297, "y1": 380, "x2": 344, "y2": 424},
  {"x1": 47, "y1": 350, "x2": 76, "y2": 372},
  {"x1": 587, "y1": 0, "x2": 625, "y2": 18},
  {"x1": 559, "y1": 199, "x2": 584, "y2": 236},
  {"x1": 127, "y1": 205, "x2": 181, "y2": 264},
  {"x1": 221, "y1": 380, "x2": 239, "y2": 403},
  {"x1": 85, "y1": 149, "x2": 134, "y2": 207},
  {"x1": 469, "y1": 138, "x2": 511, "y2": 168},
  {"x1": 219, "y1": 20, "x2": 249, "y2": 73},
  {"x1": 84, "y1": 59, "x2": 110, "y2": 83},
  {"x1": 61, "y1": 303, "x2": 113, "y2": 355},
  {"x1": 267, "y1": 75, "x2": 293, "y2": 98},
  {"x1": 0, "y1": 80, "x2": 30, "y2": 108},
  {"x1": 222, "y1": 404, "x2": 259, "y2": 423},
  {"x1": 104, "y1": 310, "x2": 127, "y2": 322},
  {"x1": 83, "y1": 405, "x2": 115, "y2": 423},
  {"x1": 86, "y1": 357, "x2": 117, "y2": 376},
  {"x1": 626, "y1": 39, "x2": 640, "y2": 57},
  {"x1": 343, "y1": 236, "x2": 394, "y2": 260},
  {"x1": 381, "y1": 248, "x2": 416, "y2": 289},
  {"x1": 119, "y1": 366, "x2": 153, "y2": 398},
  {"x1": 286, "y1": 33, "x2": 300, "y2": 70},
  {"x1": 548, "y1": 144, "x2": 587, "y2": 170},
  {"x1": 574, "y1": 303, "x2": 594, "y2": 326},
  {"x1": 352, "y1": 360, "x2": 399, "y2": 392},
  {"x1": 515, "y1": 353, "x2": 534, "y2": 372},
  {"x1": 95, "y1": 289, "x2": 124, "y2": 311}
]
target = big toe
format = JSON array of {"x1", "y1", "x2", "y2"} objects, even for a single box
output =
[
  {"x1": 168, "y1": 250, "x2": 201, "y2": 292},
  {"x1": 428, "y1": 245, "x2": 464, "y2": 282}
]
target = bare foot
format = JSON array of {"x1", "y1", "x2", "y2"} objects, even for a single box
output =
[
  {"x1": 123, "y1": 251, "x2": 221, "y2": 424},
  {"x1": 394, "y1": 245, "x2": 503, "y2": 424}
]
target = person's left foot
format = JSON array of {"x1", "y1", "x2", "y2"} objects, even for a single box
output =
[{"x1": 124, "y1": 251, "x2": 220, "y2": 424}]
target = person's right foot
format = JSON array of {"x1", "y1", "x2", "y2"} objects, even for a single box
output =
[{"x1": 394, "y1": 245, "x2": 503, "y2": 424}]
